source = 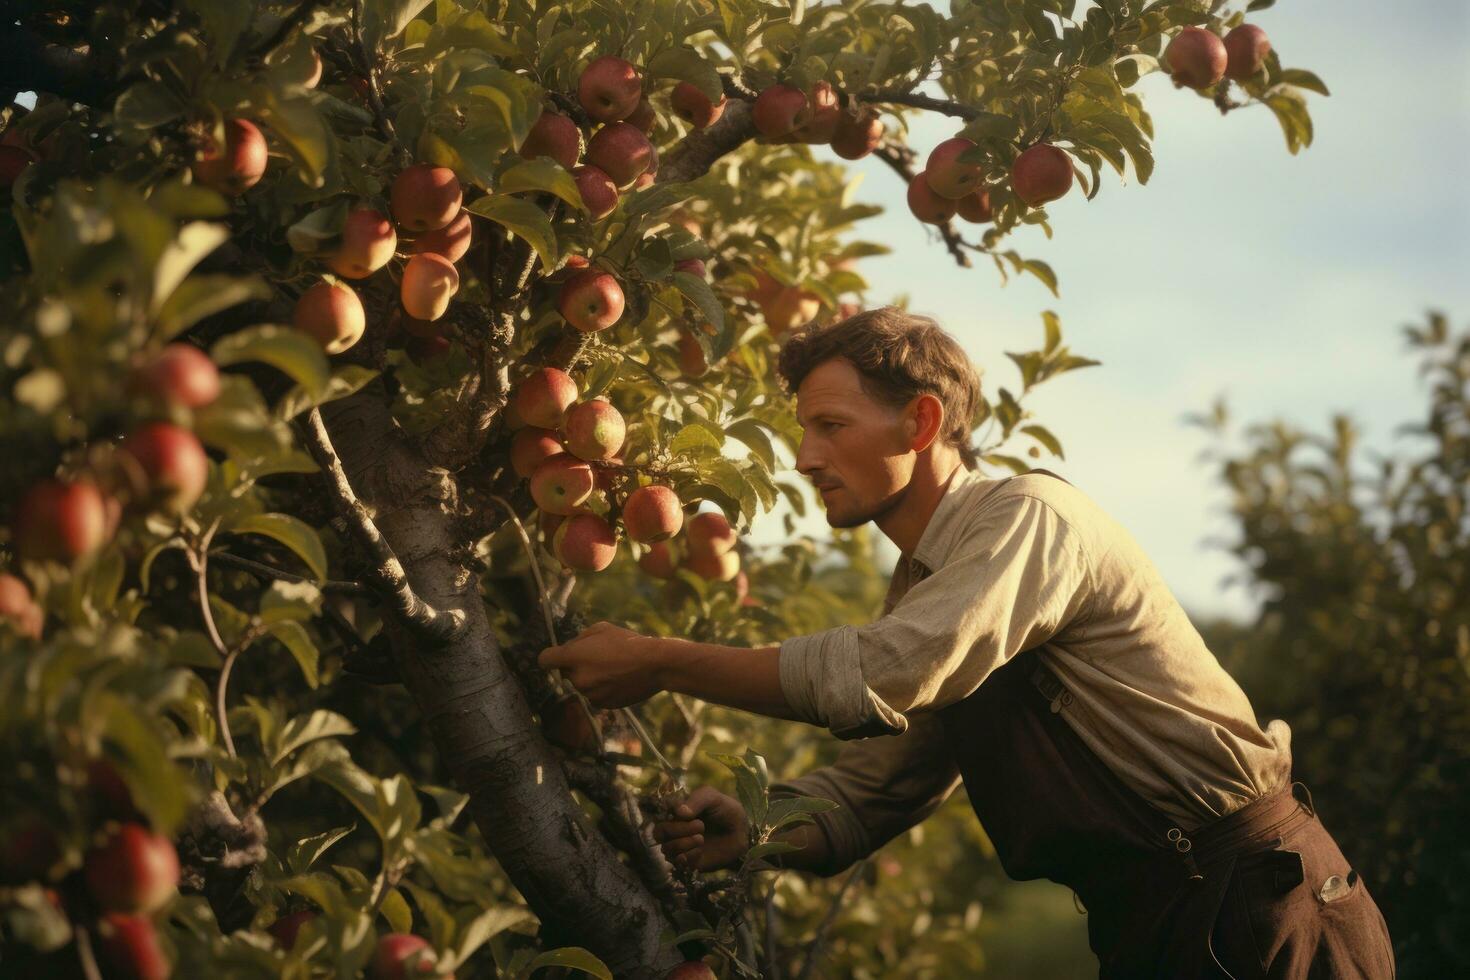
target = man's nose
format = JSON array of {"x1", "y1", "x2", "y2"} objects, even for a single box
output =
[{"x1": 794, "y1": 436, "x2": 823, "y2": 477}]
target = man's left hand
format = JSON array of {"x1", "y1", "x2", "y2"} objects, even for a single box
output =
[{"x1": 538, "y1": 621, "x2": 664, "y2": 709}]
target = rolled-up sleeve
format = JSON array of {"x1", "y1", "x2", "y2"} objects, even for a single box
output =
[
  {"x1": 779, "y1": 493, "x2": 1093, "y2": 738},
  {"x1": 768, "y1": 712, "x2": 960, "y2": 876}
]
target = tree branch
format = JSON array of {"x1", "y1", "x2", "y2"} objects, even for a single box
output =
[
  {"x1": 867, "y1": 87, "x2": 983, "y2": 121},
  {"x1": 872, "y1": 142, "x2": 972, "y2": 268},
  {"x1": 659, "y1": 99, "x2": 757, "y2": 185},
  {"x1": 301, "y1": 407, "x2": 468, "y2": 644},
  {"x1": 210, "y1": 550, "x2": 368, "y2": 594}
]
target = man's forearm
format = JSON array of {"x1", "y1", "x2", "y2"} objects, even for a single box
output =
[
  {"x1": 649, "y1": 637, "x2": 804, "y2": 723},
  {"x1": 766, "y1": 820, "x2": 837, "y2": 876}
]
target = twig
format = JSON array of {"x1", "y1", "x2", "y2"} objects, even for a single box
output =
[
  {"x1": 866, "y1": 87, "x2": 984, "y2": 120},
  {"x1": 872, "y1": 142, "x2": 972, "y2": 268},
  {"x1": 795, "y1": 859, "x2": 869, "y2": 980},
  {"x1": 215, "y1": 648, "x2": 242, "y2": 758},
  {"x1": 763, "y1": 880, "x2": 783, "y2": 980},
  {"x1": 302, "y1": 407, "x2": 468, "y2": 644},
  {"x1": 210, "y1": 550, "x2": 368, "y2": 594}
]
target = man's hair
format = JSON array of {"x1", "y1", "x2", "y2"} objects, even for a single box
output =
[{"x1": 775, "y1": 306, "x2": 982, "y2": 468}]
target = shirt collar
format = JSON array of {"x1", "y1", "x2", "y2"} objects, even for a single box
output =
[{"x1": 908, "y1": 466, "x2": 1003, "y2": 574}]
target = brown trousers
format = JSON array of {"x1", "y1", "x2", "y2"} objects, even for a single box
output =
[{"x1": 938, "y1": 648, "x2": 1396, "y2": 978}]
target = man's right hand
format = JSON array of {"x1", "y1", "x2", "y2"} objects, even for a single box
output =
[{"x1": 653, "y1": 786, "x2": 749, "y2": 872}]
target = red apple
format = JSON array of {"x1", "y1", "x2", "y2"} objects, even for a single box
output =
[
  {"x1": 753, "y1": 84, "x2": 810, "y2": 138},
  {"x1": 577, "y1": 55, "x2": 642, "y2": 123},
  {"x1": 685, "y1": 511, "x2": 736, "y2": 557},
  {"x1": 96, "y1": 914, "x2": 170, "y2": 980},
  {"x1": 906, "y1": 171, "x2": 958, "y2": 224},
  {"x1": 400, "y1": 252, "x2": 460, "y2": 322},
  {"x1": 955, "y1": 188, "x2": 993, "y2": 223},
  {"x1": 87, "y1": 759, "x2": 142, "y2": 822},
  {"x1": 0, "y1": 145, "x2": 36, "y2": 189},
  {"x1": 519, "y1": 110, "x2": 581, "y2": 169},
  {"x1": 0, "y1": 573, "x2": 40, "y2": 640},
  {"x1": 369, "y1": 933, "x2": 445, "y2": 979},
  {"x1": 558, "y1": 268, "x2": 625, "y2": 332},
  {"x1": 1223, "y1": 24, "x2": 1271, "y2": 81},
  {"x1": 762, "y1": 286, "x2": 820, "y2": 334},
  {"x1": 529, "y1": 453, "x2": 596, "y2": 515},
  {"x1": 85, "y1": 824, "x2": 179, "y2": 914},
  {"x1": 572, "y1": 165, "x2": 618, "y2": 219},
  {"x1": 327, "y1": 208, "x2": 397, "y2": 279},
  {"x1": 122, "y1": 422, "x2": 209, "y2": 513},
  {"x1": 267, "y1": 909, "x2": 318, "y2": 951},
  {"x1": 925, "y1": 137, "x2": 984, "y2": 199},
  {"x1": 294, "y1": 280, "x2": 366, "y2": 354},
  {"x1": 390, "y1": 164, "x2": 463, "y2": 232},
  {"x1": 794, "y1": 82, "x2": 840, "y2": 143},
  {"x1": 586, "y1": 122, "x2": 654, "y2": 187},
  {"x1": 676, "y1": 329, "x2": 708, "y2": 377},
  {"x1": 193, "y1": 119, "x2": 268, "y2": 196},
  {"x1": 830, "y1": 109, "x2": 883, "y2": 160},
  {"x1": 625, "y1": 97, "x2": 657, "y2": 134},
  {"x1": 685, "y1": 548, "x2": 739, "y2": 582},
  {"x1": 1010, "y1": 144, "x2": 1073, "y2": 207},
  {"x1": 553, "y1": 513, "x2": 619, "y2": 571},
  {"x1": 132, "y1": 343, "x2": 219, "y2": 410},
  {"x1": 1165, "y1": 26, "x2": 1228, "y2": 89},
  {"x1": 670, "y1": 82, "x2": 726, "y2": 129},
  {"x1": 674, "y1": 257, "x2": 705, "y2": 278},
  {"x1": 638, "y1": 540, "x2": 677, "y2": 579},
  {"x1": 13, "y1": 478, "x2": 109, "y2": 561},
  {"x1": 513, "y1": 367, "x2": 579, "y2": 429},
  {"x1": 665, "y1": 963, "x2": 717, "y2": 980},
  {"x1": 510, "y1": 427, "x2": 564, "y2": 479},
  {"x1": 563, "y1": 399, "x2": 625, "y2": 461},
  {"x1": 622, "y1": 485, "x2": 683, "y2": 543},
  {"x1": 408, "y1": 209, "x2": 472, "y2": 263},
  {"x1": 542, "y1": 695, "x2": 598, "y2": 754}
]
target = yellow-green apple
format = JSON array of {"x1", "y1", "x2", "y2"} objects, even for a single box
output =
[
  {"x1": 685, "y1": 548, "x2": 739, "y2": 582},
  {"x1": 520, "y1": 110, "x2": 581, "y2": 169},
  {"x1": 408, "y1": 209, "x2": 471, "y2": 263},
  {"x1": 326, "y1": 207, "x2": 396, "y2": 279},
  {"x1": 369, "y1": 933, "x2": 446, "y2": 980},
  {"x1": 685, "y1": 511, "x2": 736, "y2": 557},
  {"x1": 670, "y1": 82, "x2": 726, "y2": 129},
  {"x1": 14, "y1": 478, "x2": 109, "y2": 561},
  {"x1": 294, "y1": 281, "x2": 365, "y2": 353},
  {"x1": 638, "y1": 540, "x2": 677, "y2": 579},
  {"x1": 511, "y1": 427, "x2": 564, "y2": 478},
  {"x1": 906, "y1": 172, "x2": 958, "y2": 223},
  {"x1": 400, "y1": 252, "x2": 460, "y2": 321},
  {"x1": 1223, "y1": 24, "x2": 1271, "y2": 80},
  {"x1": 558, "y1": 268, "x2": 625, "y2": 332},
  {"x1": 132, "y1": 343, "x2": 220, "y2": 409},
  {"x1": 390, "y1": 164, "x2": 462, "y2": 232},
  {"x1": 1010, "y1": 144, "x2": 1073, "y2": 206},
  {"x1": 925, "y1": 137, "x2": 984, "y2": 199},
  {"x1": 553, "y1": 512, "x2": 618, "y2": 571},
  {"x1": 96, "y1": 914, "x2": 170, "y2": 980},
  {"x1": 1165, "y1": 26, "x2": 1227, "y2": 89},
  {"x1": 752, "y1": 84, "x2": 810, "y2": 138},
  {"x1": 193, "y1": 119, "x2": 268, "y2": 195},
  {"x1": 123, "y1": 422, "x2": 209, "y2": 512},
  {"x1": 572, "y1": 165, "x2": 618, "y2": 219},
  {"x1": 956, "y1": 188, "x2": 993, "y2": 223},
  {"x1": 830, "y1": 109, "x2": 883, "y2": 160},
  {"x1": 513, "y1": 367, "x2": 578, "y2": 429},
  {"x1": 529, "y1": 453, "x2": 595, "y2": 515},
  {"x1": 84, "y1": 824, "x2": 179, "y2": 913},
  {"x1": 586, "y1": 122, "x2": 654, "y2": 187},
  {"x1": 563, "y1": 398, "x2": 625, "y2": 460},
  {"x1": 577, "y1": 55, "x2": 642, "y2": 123},
  {"x1": 622, "y1": 485, "x2": 683, "y2": 543}
]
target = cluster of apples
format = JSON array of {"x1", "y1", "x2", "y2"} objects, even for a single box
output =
[
  {"x1": 1165, "y1": 23, "x2": 1272, "y2": 90},
  {"x1": 638, "y1": 510, "x2": 750, "y2": 602},
  {"x1": 750, "y1": 81, "x2": 885, "y2": 160},
  {"x1": 909, "y1": 136, "x2": 1074, "y2": 224},
  {"x1": 262, "y1": 911, "x2": 451, "y2": 976}
]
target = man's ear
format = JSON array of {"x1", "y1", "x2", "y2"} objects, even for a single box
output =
[{"x1": 909, "y1": 393, "x2": 945, "y2": 453}]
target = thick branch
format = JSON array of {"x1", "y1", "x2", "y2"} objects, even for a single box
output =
[
  {"x1": 301, "y1": 407, "x2": 468, "y2": 643},
  {"x1": 872, "y1": 142, "x2": 971, "y2": 268},
  {"x1": 659, "y1": 99, "x2": 757, "y2": 185},
  {"x1": 867, "y1": 88, "x2": 982, "y2": 121},
  {"x1": 564, "y1": 759, "x2": 682, "y2": 912}
]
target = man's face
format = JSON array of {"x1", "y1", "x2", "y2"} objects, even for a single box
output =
[{"x1": 794, "y1": 358, "x2": 917, "y2": 528}]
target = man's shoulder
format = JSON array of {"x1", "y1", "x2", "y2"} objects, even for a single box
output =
[{"x1": 969, "y1": 469, "x2": 1092, "y2": 518}]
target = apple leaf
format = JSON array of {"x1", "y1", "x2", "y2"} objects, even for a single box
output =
[
  {"x1": 646, "y1": 47, "x2": 724, "y2": 103},
  {"x1": 211, "y1": 324, "x2": 331, "y2": 401},
  {"x1": 225, "y1": 512, "x2": 328, "y2": 583},
  {"x1": 157, "y1": 273, "x2": 271, "y2": 339},
  {"x1": 513, "y1": 947, "x2": 612, "y2": 980},
  {"x1": 672, "y1": 270, "x2": 729, "y2": 357},
  {"x1": 497, "y1": 158, "x2": 585, "y2": 210},
  {"x1": 465, "y1": 193, "x2": 557, "y2": 268}
]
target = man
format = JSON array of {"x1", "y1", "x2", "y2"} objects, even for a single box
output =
[{"x1": 539, "y1": 308, "x2": 1395, "y2": 978}]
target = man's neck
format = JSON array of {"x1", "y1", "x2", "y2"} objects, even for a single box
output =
[{"x1": 877, "y1": 453, "x2": 966, "y2": 557}]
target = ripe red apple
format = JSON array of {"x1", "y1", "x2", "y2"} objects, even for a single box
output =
[
  {"x1": 192, "y1": 119, "x2": 268, "y2": 196},
  {"x1": 638, "y1": 540, "x2": 676, "y2": 579},
  {"x1": 670, "y1": 82, "x2": 726, "y2": 129},
  {"x1": 585, "y1": 122, "x2": 654, "y2": 187},
  {"x1": 543, "y1": 694, "x2": 598, "y2": 754},
  {"x1": 906, "y1": 171, "x2": 958, "y2": 224},
  {"x1": 625, "y1": 97, "x2": 657, "y2": 134},
  {"x1": 400, "y1": 252, "x2": 460, "y2": 321},
  {"x1": 753, "y1": 84, "x2": 810, "y2": 138},
  {"x1": 85, "y1": 824, "x2": 179, "y2": 913},
  {"x1": 513, "y1": 367, "x2": 579, "y2": 429},
  {"x1": 0, "y1": 573, "x2": 41, "y2": 640},
  {"x1": 0, "y1": 145, "x2": 36, "y2": 189},
  {"x1": 327, "y1": 208, "x2": 397, "y2": 279},
  {"x1": 572, "y1": 165, "x2": 619, "y2": 219},
  {"x1": 685, "y1": 511, "x2": 736, "y2": 557},
  {"x1": 955, "y1": 188, "x2": 993, "y2": 223},
  {"x1": 925, "y1": 138, "x2": 984, "y2": 199},
  {"x1": 13, "y1": 478, "x2": 109, "y2": 562},
  {"x1": 122, "y1": 422, "x2": 209, "y2": 513},
  {"x1": 87, "y1": 759, "x2": 142, "y2": 822},
  {"x1": 538, "y1": 509, "x2": 565, "y2": 542},
  {"x1": 1223, "y1": 24, "x2": 1271, "y2": 81},
  {"x1": 529, "y1": 453, "x2": 596, "y2": 515},
  {"x1": 563, "y1": 399, "x2": 626, "y2": 461},
  {"x1": 408, "y1": 209, "x2": 471, "y2": 263},
  {"x1": 674, "y1": 257, "x2": 706, "y2": 278},
  {"x1": 762, "y1": 286, "x2": 821, "y2": 334},
  {"x1": 267, "y1": 909, "x2": 318, "y2": 951},
  {"x1": 511, "y1": 427, "x2": 564, "y2": 478},
  {"x1": 369, "y1": 933, "x2": 445, "y2": 979},
  {"x1": 519, "y1": 110, "x2": 581, "y2": 169},
  {"x1": 406, "y1": 334, "x2": 451, "y2": 365},
  {"x1": 622, "y1": 485, "x2": 683, "y2": 543},
  {"x1": 390, "y1": 164, "x2": 463, "y2": 232},
  {"x1": 553, "y1": 512, "x2": 618, "y2": 571},
  {"x1": 676, "y1": 329, "x2": 708, "y2": 377},
  {"x1": 294, "y1": 281, "x2": 366, "y2": 354},
  {"x1": 1010, "y1": 144, "x2": 1073, "y2": 207},
  {"x1": 685, "y1": 548, "x2": 740, "y2": 582},
  {"x1": 793, "y1": 82, "x2": 840, "y2": 143},
  {"x1": 830, "y1": 109, "x2": 883, "y2": 160},
  {"x1": 665, "y1": 962, "x2": 718, "y2": 980},
  {"x1": 1165, "y1": 26, "x2": 1228, "y2": 89},
  {"x1": 577, "y1": 55, "x2": 642, "y2": 123},
  {"x1": 96, "y1": 914, "x2": 170, "y2": 980},
  {"x1": 131, "y1": 343, "x2": 219, "y2": 410},
  {"x1": 558, "y1": 268, "x2": 625, "y2": 333}
]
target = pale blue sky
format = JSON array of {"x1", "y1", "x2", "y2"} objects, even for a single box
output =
[{"x1": 751, "y1": 0, "x2": 1470, "y2": 623}]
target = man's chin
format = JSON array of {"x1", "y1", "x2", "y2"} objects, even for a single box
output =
[{"x1": 824, "y1": 504, "x2": 874, "y2": 529}]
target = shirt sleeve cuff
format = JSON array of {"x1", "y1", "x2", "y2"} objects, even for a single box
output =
[{"x1": 779, "y1": 629, "x2": 909, "y2": 739}]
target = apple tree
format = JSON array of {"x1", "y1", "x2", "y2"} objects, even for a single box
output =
[{"x1": 0, "y1": 1, "x2": 1324, "y2": 977}]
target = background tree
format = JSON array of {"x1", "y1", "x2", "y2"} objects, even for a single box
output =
[{"x1": 0, "y1": 1, "x2": 1325, "y2": 977}]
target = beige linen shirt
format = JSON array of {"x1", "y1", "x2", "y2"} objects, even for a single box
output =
[{"x1": 771, "y1": 468, "x2": 1293, "y2": 876}]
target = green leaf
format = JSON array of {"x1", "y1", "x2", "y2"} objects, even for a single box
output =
[
  {"x1": 516, "y1": 947, "x2": 612, "y2": 980},
  {"x1": 272, "y1": 710, "x2": 356, "y2": 768},
  {"x1": 286, "y1": 201, "x2": 350, "y2": 256},
  {"x1": 669, "y1": 422, "x2": 724, "y2": 457},
  {"x1": 445, "y1": 906, "x2": 537, "y2": 969},
  {"x1": 672, "y1": 271, "x2": 729, "y2": 357},
  {"x1": 646, "y1": 48, "x2": 724, "y2": 103},
  {"x1": 1020, "y1": 424, "x2": 1065, "y2": 460},
  {"x1": 286, "y1": 825, "x2": 355, "y2": 876},
  {"x1": 275, "y1": 365, "x2": 380, "y2": 421},
  {"x1": 152, "y1": 222, "x2": 230, "y2": 312},
  {"x1": 1278, "y1": 68, "x2": 1330, "y2": 97},
  {"x1": 225, "y1": 513, "x2": 328, "y2": 582},
  {"x1": 725, "y1": 419, "x2": 776, "y2": 473},
  {"x1": 380, "y1": 888, "x2": 414, "y2": 934},
  {"x1": 212, "y1": 324, "x2": 331, "y2": 400},
  {"x1": 112, "y1": 81, "x2": 186, "y2": 135},
  {"x1": 496, "y1": 159, "x2": 584, "y2": 210},
  {"x1": 464, "y1": 194, "x2": 556, "y2": 268},
  {"x1": 157, "y1": 274, "x2": 271, "y2": 339},
  {"x1": 265, "y1": 620, "x2": 321, "y2": 689}
]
